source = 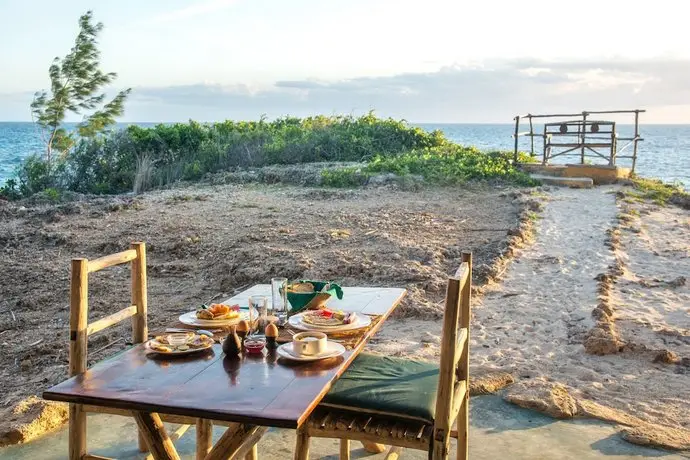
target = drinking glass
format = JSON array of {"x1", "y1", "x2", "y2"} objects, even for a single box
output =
[
  {"x1": 271, "y1": 277, "x2": 288, "y2": 321},
  {"x1": 248, "y1": 295, "x2": 267, "y2": 335}
]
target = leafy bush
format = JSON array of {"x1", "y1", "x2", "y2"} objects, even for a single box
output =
[{"x1": 361, "y1": 146, "x2": 537, "y2": 186}]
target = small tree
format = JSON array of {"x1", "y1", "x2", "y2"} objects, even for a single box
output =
[{"x1": 31, "y1": 11, "x2": 131, "y2": 161}]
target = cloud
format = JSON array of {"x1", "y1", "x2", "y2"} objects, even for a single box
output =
[
  {"x1": 149, "y1": 0, "x2": 240, "y2": 24},
  {"x1": 3, "y1": 57, "x2": 690, "y2": 122},
  {"x1": 123, "y1": 57, "x2": 690, "y2": 122}
]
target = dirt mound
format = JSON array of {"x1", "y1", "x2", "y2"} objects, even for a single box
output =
[
  {"x1": 0, "y1": 397, "x2": 67, "y2": 447},
  {"x1": 469, "y1": 372, "x2": 515, "y2": 395},
  {"x1": 583, "y1": 323, "x2": 624, "y2": 355},
  {"x1": 503, "y1": 379, "x2": 578, "y2": 419}
]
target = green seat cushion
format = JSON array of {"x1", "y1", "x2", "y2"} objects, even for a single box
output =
[{"x1": 321, "y1": 352, "x2": 439, "y2": 423}]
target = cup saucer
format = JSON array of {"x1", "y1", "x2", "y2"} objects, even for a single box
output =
[{"x1": 276, "y1": 341, "x2": 346, "y2": 362}]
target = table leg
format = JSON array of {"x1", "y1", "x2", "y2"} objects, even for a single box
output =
[
  {"x1": 133, "y1": 412, "x2": 180, "y2": 460},
  {"x1": 361, "y1": 441, "x2": 386, "y2": 454},
  {"x1": 204, "y1": 424, "x2": 267, "y2": 460},
  {"x1": 139, "y1": 430, "x2": 149, "y2": 453},
  {"x1": 196, "y1": 419, "x2": 213, "y2": 459}
]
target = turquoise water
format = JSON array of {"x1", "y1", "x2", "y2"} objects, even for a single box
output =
[{"x1": 1, "y1": 122, "x2": 688, "y2": 188}]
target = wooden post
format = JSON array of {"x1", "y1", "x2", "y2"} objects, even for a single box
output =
[
  {"x1": 632, "y1": 110, "x2": 640, "y2": 173},
  {"x1": 131, "y1": 242, "x2": 149, "y2": 453},
  {"x1": 513, "y1": 116, "x2": 520, "y2": 163},
  {"x1": 196, "y1": 419, "x2": 213, "y2": 460},
  {"x1": 69, "y1": 258, "x2": 89, "y2": 376},
  {"x1": 610, "y1": 122, "x2": 617, "y2": 166},
  {"x1": 69, "y1": 258, "x2": 88, "y2": 460},
  {"x1": 131, "y1": 242, "x2": 148, "y2": 344},
  {"x1": 528, "y1": 115, "x2": 535, "y2": 157},
  {"x1": 457, "y1": 252, "x2": 471, "y2": 460},
  {"x1": 581, "y1": 112, "x2": 588, "y2": 164},
  {"x1": 69, "y1": 403, "x2": 87, "y2": 460}
]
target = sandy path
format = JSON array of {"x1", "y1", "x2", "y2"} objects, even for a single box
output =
[
  {"x1": 373, "y1": 185, "x2": 690, "y2": 433},
  {"x1": 474, "y1": 187, "x2": 615, "y2": 380}
]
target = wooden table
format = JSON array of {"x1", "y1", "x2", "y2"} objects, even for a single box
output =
[{"x1": 44, "y1": 285, "x2": 406, "y2": 460}]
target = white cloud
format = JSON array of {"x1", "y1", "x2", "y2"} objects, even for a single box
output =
[
  {"x1": 3, "y1": 57, "x2": 690, "y2": 122},
  {"x1": 122, "y1": 57, "x2": 690, "y2": 122}
]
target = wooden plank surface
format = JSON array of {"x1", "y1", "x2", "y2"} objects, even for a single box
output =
[{"x1": 44, "y1": 286, "x2": 406, "y2": 429}]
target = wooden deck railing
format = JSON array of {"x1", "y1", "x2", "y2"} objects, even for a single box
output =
[{"x1": 512, "y1": 109, "x2": 645, "y2": 172}]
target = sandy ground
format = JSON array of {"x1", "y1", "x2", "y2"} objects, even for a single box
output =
[
  {"x1": 373, "y1": 186, "x2": 690, "y2": 449},
  {"x1": 1, "y1": 181, "x2": 688, "y2": 452},
  {"x1": 0, "y1": 182, "x2": 527, "y2": 445}
]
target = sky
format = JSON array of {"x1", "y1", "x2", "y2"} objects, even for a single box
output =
[{"x1": 1, "y1": 0, "x2": 689, "y2": 122}]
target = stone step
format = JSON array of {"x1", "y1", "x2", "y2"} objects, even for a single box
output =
[
  {"x1": 530, "y1": 174, "x2": 594, "y2": 188},
  {"x1": 519, "y1": 164, "x2": 568, "y2": 177}
]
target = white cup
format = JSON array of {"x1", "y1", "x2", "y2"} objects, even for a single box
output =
[{"x1": 292, "y1": 332, "x2": 327, "y2": 356}]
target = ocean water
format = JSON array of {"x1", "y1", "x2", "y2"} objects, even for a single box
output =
[{"x1": 1, "y1": 122, "x2": 688, "y2": 188}]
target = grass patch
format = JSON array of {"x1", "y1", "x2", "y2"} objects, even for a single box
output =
[{"x1": 629, "y1": 176, "x2": 689, "y2": 207}]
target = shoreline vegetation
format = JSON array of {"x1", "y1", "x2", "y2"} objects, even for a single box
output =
[
  {"x1": 0, "y1": 114, "x2": 540, "y2": 201},
  {"x1": 1, "y1": 114, "x2": 687, "y2": 211}
]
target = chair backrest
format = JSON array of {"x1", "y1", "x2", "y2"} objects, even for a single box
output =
[
  {"x1": 69, "y1": 242, "x2": 148, "y2": 377},
  {"x1": 433, "y1": 252, "x2": 471, "y2": 450}
]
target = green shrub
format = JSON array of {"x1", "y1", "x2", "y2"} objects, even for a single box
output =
[
  {"x1": 364, "y1": 146, "x2": 537, "y2": 186},
  {"x1": 4, "y1": 113, "x2": 538, "y2": 198},
  {"x1": 43, "y1": 187, "x2": 61, "y2": 202}
]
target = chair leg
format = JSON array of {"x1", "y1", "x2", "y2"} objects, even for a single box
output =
[
  {"x1": 69, "y1": 403, "x2": 86, "y2": 460},
  {"x1": 245, "y1": 443, "x2": 258, "y2": 460},
  {"x1": 457, "y1": 397, "x2": 469, "y2": 460},
  {"x1": 339, "y1": 439, "x2": 350, "y2": 460},
  {"x1": 385, "y1": 446, "x2": 403, "y2": 460},
  {"x1": 294, "y1": 427, "x2": 310, "y2": 460},
  {"x1": 361, "y1": 441, "x2": 386, "y2": 454},
  {"x1": 431, "y1": 434, "x2": 450, "y2": 460}
]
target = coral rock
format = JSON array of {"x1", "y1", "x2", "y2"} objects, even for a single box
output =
[{"x1": 504, "y1": 380, "x2": 578, "y2": 419}]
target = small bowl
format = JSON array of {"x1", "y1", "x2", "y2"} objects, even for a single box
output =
[
  {"x1": 244, "y1": 338, "x2": 266, "y2": 354},
  {"x1": 287, "y1": 281, "x2": 341, "y2": 312}
]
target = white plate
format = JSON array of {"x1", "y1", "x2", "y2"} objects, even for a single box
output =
[
  {"x1": 179, "y1": 308, "x2": 255, "y2": 327},
  {"x1": 145, "y1": 339, "x2": 214, "y2": 356},
  {"x1": 276, "y1": 341, "x2": 346, "y2": 362},
  {"x1": 288, "y1": 312, "x2": 371, "y2": 332}
]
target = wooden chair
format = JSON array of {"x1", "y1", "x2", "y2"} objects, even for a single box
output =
[
  {"x1": 67, "y1": 242, "x2": 261, "y2": 460},
  {"x1": 294, "y1": 252, "x2": 472, "y2": 460}
]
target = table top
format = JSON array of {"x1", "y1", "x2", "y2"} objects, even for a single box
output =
[{"x1": 44, "y1": 286, "x2": 406, "y2": 428}]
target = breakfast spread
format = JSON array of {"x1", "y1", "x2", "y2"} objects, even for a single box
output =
[
  {"x1": 195, "y1": 303, "x2": 241, "y2": 321},
  {"x1": 301, "y1": 308, "x2": 356, "y2": 327},
  {"x1": 287, "y1": 282, "x2": 316, "y2": 293},
  {"x1": 147, "y1": 333, "x2": 214, "y2": 354}
]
